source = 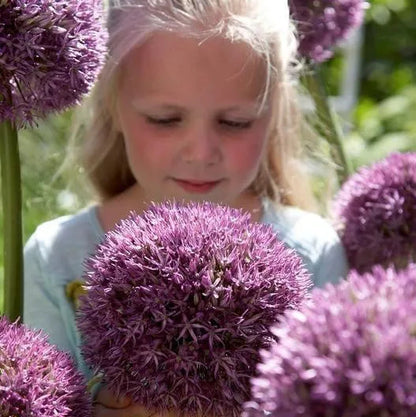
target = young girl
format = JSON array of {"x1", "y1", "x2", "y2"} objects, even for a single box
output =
[{"x1": 24, "y1": 0, "x2": 349, "y2": 415}]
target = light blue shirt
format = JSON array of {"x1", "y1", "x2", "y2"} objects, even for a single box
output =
[{"x1": 23, "y1": 200, "x2": 348, "y2": 380}]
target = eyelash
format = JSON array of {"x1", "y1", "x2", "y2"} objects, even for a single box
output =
[
  {"x1": 146, "y1": 117, "x2": 253, "y2": 130},
  {"x1": 147, "y1": 117, "x2": 180, "y2": 126},
  {"x1": 220, "y1": 119, "x2": 253, "y2": 129}
]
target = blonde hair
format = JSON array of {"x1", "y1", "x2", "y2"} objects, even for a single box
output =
[{"x1": 68, "y1": 0, "x2": 322, "y2": 211}]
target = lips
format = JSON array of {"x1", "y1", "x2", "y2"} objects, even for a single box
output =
[{"x1": 173, "y1": 178, "x2": 221, "y2": 193}]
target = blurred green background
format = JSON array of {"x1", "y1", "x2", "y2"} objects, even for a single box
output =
[
  {"x1": 0, "y1": 0, "x2": 415, "y2": 310},
  {"x1": 323, "y1": 0, "x2": 416, "y2": 168}
]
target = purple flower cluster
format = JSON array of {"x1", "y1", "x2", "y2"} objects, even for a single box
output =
[
  {"x1": 0, "y1": 0, "x2": 107, "y2": 127},
  {"x1": 245, "y1": 264, "x2": 416, "y2": 417},
  {"x1": 0, "y1": 316, "x2": 92, "y2": 416},
  {"x1": 289, "y1": 0, "x2": 366, "y2": 62},
  {"x1": 77, "y1": 201, "x2": 311, "y2": 417},
  {"x1": 333, "y1": 152, "x2": 416, "y2": 273}
]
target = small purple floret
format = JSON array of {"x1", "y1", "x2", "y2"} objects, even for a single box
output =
[
  {"x1": 333, "y1": 152, "x2": 416, "y2": 273},
  {"x1": 245, "y1": 264, "x2": 416, "y2": 417},
  {"x1": 0, "y1": 0, "x2": 108, "y2": 127},
  {"x1": 289, "y1": 0, "x2": 367, "y2": 62},
  {"x1": 77, "y1": 201, "x2": 311, "y2": 417},
  {"x1": 0, "y1": 316, "x2": 92, "y2": 416}
]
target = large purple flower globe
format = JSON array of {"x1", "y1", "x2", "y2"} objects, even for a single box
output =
[
  {"x1": 0, "y1": 0, "x2": 107, "y2": 126},
  {"x1": 333, "y1": 152, "x2": 416, "y2": 273},
  {"x1": 77, "y1": 201, "x2": 311, "y2": 417},
  {"x1": 289, "y1": 0, "x2": 367, "y2": 62},
  {"x1": 244, "y1": 264, "x2": 416, "y2": 417},
  {"x1": 0, "y1": 316, "x2": 92, "y2": 416}
]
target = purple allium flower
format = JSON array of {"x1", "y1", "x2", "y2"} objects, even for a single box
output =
[
  {"x1": 289, "y1": 0, "x2": 367, "y2": 62},
  {"x1": 333, "y1": 152, "x2": 416, "y2": 273},
  {"x1": 0, "y1": 0, "x2": 107, "y2": 127},
  {"x1": 0, "y1": 316, "x2": 92, "y2": 416},
  {"x1": 77, "y1": 201, "x2": 311, "y2": 417},
  {"x1": 244, "y1": 263, "x2": 416, "y2": 417}
]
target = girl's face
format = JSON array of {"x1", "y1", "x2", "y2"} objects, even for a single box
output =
[{"x1": 116, "y1": 32, "x2": 272, "y2": 208}]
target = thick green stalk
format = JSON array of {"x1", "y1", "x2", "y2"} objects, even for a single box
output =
[
  {"x1": 0, "y1": 120, "x2": 23, "y2": 320},
  {"x1": 302, "y1": 68, "x2": 352, "y2": 185}
]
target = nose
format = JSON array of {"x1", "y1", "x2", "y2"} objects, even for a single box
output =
[{"x1": 181, "y1": 122, "x2": 221, "y2": 166}]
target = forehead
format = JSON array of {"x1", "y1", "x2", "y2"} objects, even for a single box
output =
[{"x1": 118, "y1": 32, "x2": 267, "y2": 103}]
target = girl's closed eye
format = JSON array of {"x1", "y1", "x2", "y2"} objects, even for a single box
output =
[
  {"x1": 146, "y1": 115, "x2": 181, "y2": 126},
  {"x1": 219, "y1": 119, "x2": 253, "y2": 129}
]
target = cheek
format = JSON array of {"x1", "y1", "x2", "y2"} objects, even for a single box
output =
[
  {"x1": 117, "y1": 102, "x2": 176, "y2": 169},
  {"x1": 122, "y1": 122, "x2": 176, "y2": 171},
  {"x1": 227, "y1": 130, "x2": 268, "y2": 174}
]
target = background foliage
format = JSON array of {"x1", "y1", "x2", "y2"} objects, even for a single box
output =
[
  {"x1": 323, "y1": 0, "x2": 416, "y2": 168},
  {"x1": 0, "y1": 0, "x2": 415, "y2": 310}
]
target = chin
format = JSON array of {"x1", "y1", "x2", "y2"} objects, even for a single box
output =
[
  {"x1": 167, "y1": 193, "x2": 229, "y2": 205},
  {"x1": 181, "y1": 194, "x2": 220, "y2": 203}
]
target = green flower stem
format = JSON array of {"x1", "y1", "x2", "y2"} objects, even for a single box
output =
[
  {"x1": 0, "y1": 120, "x2": 23, "y2": 321},
  {"x1": 302, "y1": 68, "x2": 352, "y2": 185}
]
